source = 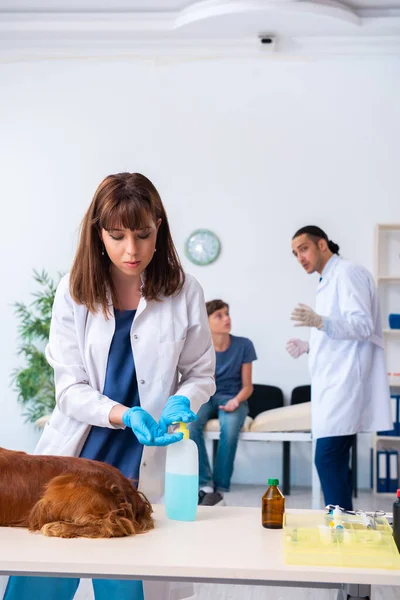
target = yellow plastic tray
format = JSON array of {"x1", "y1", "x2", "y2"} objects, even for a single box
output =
[{"x1": 283, "y1": 512, "x2": 400, "y2": 569}]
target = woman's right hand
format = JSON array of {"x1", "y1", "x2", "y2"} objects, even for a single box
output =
[{"x1": 122, "y1": 407, "x2": 183, "y2": 446}]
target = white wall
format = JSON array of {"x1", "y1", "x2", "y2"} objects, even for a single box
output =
[{"x1": 1, "y1": 54, "x2": 399, "y2": 488}]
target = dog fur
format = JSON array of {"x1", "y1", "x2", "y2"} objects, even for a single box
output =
[{"x1": 0, "y1": 447, "x2": 154, "y2": 538}]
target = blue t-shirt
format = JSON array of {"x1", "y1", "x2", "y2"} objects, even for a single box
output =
[{"x1": 214, "y1": 335, "x2": 257, "y2": 398}]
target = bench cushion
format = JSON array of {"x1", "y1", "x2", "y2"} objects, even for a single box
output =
[
  {"x1": 204, "y1": 415, "x2": 253, "y2": 433},
  {"x1": 250, "y1": 402, "x2": 311, "y2": 432}
]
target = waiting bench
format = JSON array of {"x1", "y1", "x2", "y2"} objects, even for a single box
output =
[{"x1": 203, "y1": 385, "x2": 321, "y2": 507}]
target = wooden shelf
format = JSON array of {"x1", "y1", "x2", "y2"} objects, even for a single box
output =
[
  {"x1": 376, "y1": 224, "x2": 400, "y2": 231},
  {"x1": 372, "y1": 223, "x2": 400, "y2": 499},
  {"x1": 377, "y1": 276, "x2": 400, "y2": 282},
  {"x1": 373, "y1": 225, "x2": 400, "y2": 495}
]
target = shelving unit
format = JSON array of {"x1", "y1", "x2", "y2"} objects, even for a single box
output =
[{"x1": 372, "y1": 224, "x2": 400, "y2": 495}]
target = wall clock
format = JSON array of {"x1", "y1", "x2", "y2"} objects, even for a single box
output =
[{"x1": 185, "y1": 229, "x2": 221, "y2": 266}]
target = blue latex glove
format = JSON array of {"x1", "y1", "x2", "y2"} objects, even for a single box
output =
[
  {"x1": 159, "y1": 395, "x2": 197, "y2": 434},
  {"x1": 122, "y1": 407, "x2": 183, "y2": 446}
]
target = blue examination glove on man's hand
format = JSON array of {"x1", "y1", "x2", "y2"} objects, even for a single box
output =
[
  {"x1": 122, "y1": 407, "x2": 183, "y2": 446},
  {"x1": 159, "y1": 395, "x2": 197, "y2": 434}
]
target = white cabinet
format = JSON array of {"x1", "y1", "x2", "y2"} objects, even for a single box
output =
[{"x1": 372, "y1": 224, "x2": 400, "y2": 495}]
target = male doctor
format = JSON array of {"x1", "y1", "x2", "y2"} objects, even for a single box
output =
[{"x1": 287, "y1": 225, "x2": 392, "y2": 510}]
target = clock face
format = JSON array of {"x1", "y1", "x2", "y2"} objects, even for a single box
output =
[{"x1": 185, "y1": 229, "x2": 221, "y2": 266}]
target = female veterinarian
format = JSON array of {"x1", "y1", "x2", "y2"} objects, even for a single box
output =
[{"x1": 4, "y1": 172, "x2": 216, "y2": 600}]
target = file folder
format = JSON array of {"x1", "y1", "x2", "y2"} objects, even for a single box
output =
[
  {"x1": 387, "y1": 449, "x2": 399, "y2": 493},
  {"x1": 378, "y1": 395, "x2": 399, "y2": 436},
  {"x1": 377, "y1": 450, "x2": 388, "y2": 493},
  {"x1": 370, "y1": 447, "x2": 373, "y2": 488},
  {"x1": 395, "y1": 395, "x2": 400, "y2": 437}
]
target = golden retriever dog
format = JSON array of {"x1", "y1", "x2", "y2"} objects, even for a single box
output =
[{"x1": 0, "y1": 447, "x2": 154, "y2": 538}]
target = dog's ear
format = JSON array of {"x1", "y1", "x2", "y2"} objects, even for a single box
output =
[
  {"x1": 133, "y1": 491, "x2": 154, "y2": 534},
  {"x1": 28, "y1": 473, "x2": 80, "y2": 532},
  {"x1": 28, "y1": 497, "x2": 56, "y2": 532},
  {"x1": 40, "y1": 513, "x2": 140, "y2": 538},
  {"x1": 29, "y1": 468, "x2": 154, "y2": 538},
  {"x1": 40, "y1": 519, "x2": 106, "y2": 538}
]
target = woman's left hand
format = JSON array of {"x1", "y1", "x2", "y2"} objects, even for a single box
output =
[{"x1": 159, "y1": 395, "x2": 197, "y2": 433}]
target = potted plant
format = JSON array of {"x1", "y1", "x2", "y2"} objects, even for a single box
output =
[{"x1": 12, "y1": 270, "x2": 61, "y2": 426}]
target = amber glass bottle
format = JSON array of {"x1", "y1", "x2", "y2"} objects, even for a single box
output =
[{"x1": 262, "y1": 478, "x2": 285, "y2": 529}]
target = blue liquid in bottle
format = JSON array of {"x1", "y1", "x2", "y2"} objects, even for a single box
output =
[{"x1": 165, "y1": 472, "x2": 198, "y2": 521}]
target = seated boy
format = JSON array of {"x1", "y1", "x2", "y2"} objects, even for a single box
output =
[{"x1": 189, "y1": 299, "x2": 257, "y2": 506}]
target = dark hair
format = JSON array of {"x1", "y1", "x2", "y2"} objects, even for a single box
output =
[
  {"x1": 70, "y1": 172, "x2": 184, "y2": 316},
  {"x1": 206, "y1": 299, "x2": 229, "y2": 317},
  {"x1": 292, "y1": 225, "x2": 340, "y2": 255}
]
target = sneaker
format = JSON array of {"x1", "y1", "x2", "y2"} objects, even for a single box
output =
[
  {"x1": 199, "y1": 492, "x2": 226, "y2": 507},
  {"x1": 198, "y1": 490, "x2": 207, "y2": 505}
]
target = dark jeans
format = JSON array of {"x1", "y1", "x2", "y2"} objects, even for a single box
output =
[
  {"x1": 315, "y1": 434, "x2": 355, "y2": 511},
  {"x1": 189, "y1": 394, "x2": 248, "y2": 492}
]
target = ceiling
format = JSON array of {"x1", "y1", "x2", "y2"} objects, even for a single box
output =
[
  {"x1": 1, "y1": 1, "x2": 400, "y2": 11},
  {"x1": 1, "y1": 1, "x2": 400, "y2": 59}
]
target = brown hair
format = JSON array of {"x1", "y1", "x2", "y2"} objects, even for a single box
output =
[
  {"x1": 206, "y1": 299, "x2": 229, "y2": 317},
  {"x1": 70, "y1": 172, "x2": 184, "y2": 316}
]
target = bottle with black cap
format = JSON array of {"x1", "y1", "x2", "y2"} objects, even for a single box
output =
[
  {"x1": 262, "y1": 478, "x2": 285, "y2": 529},
  {"x1": 393, "y1": 489, "x2": 400, "y2": 552}
]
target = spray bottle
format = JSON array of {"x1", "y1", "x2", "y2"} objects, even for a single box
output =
[{"x1": 165, "y1": 422, "x2": 199, "y2": 521}]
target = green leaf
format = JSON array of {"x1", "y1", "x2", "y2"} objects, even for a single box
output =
[{"x1": 12, "y1": 269, "x2": 64, "y2": 425}]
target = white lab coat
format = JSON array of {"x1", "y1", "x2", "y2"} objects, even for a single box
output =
[
  {"x1": 1, "y1": 272, "x2": 215, "y2": 600},
  {"x1": 308, "y1": 255, "x2": 392, "y2": 439}
]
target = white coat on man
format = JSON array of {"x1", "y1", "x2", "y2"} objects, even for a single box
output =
[
  {"x1": 308, "y1": 254, "x2": 392, "y2": 439},
  {"x1": 1, "y1": 271, "x2": 215, "y2": 600}
]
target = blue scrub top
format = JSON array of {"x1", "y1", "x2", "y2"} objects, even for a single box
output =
[{"x1": 79, "y1": 309, "x2": 143, "y2": 482}]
